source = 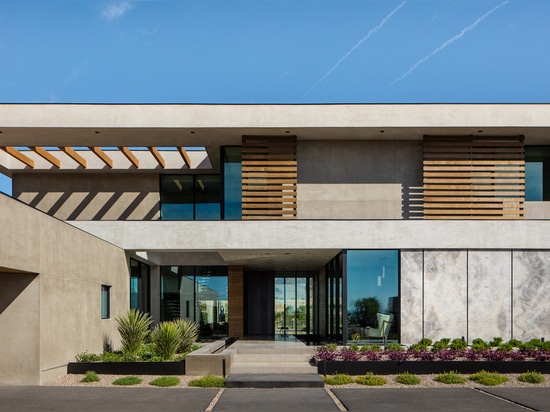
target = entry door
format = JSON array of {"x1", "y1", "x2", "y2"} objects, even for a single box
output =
[{"x1": 274, "y1": 276, "x2": 312, "y2": 336}]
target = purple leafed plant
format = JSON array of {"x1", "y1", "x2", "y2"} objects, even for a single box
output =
[
  {"x1": 387, "y1": 350, "x2": 410, "y2": 362},
  {"x1": 436, "y1": 349, "x2": 459, "y2": 361},
  {"x1": 340, "y1": 347, "x2": 362, "y2": 361}
]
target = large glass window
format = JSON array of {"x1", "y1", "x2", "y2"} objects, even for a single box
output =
[
  {"x1": 160, "y1": 266, "x2": 228, "y2": 337},
  {"x1": 222, "y1": 147, "x2": 242, "y2": 220},
  {"x1": 130, "y1": 259, "x2": 150, "y2": 314},
  {"x1": 346, "y1": 250, "x2": 399, "y2": 343},
  {"x1": 526, "y1": 146, "x2": 550, "y2": 201},
  {"x1": 160, "y1": 175, "x2": 220, "y2": 220}
]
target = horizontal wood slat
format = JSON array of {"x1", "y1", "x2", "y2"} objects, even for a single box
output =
[
  {"x1": 242, "y1": 136, "x2": 297, "y2": 220},
  {"x1": 423, "y1": 136, "x2": 525, "y2": 219}
]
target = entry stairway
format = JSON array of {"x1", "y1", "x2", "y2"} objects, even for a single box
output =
[{"x1": 225, "y1": 337, "x2": 324, "y2": 388}]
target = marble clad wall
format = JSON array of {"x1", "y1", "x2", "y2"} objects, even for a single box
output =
[
  {"x1": 423, "y1": 250, "x2": 468, "y2": 340},
  {"x1": 400, "y1": 249, "x2": 550, "y2": 343},
  {"x1": 513, "y1": 251, "x2": 550, "y2": 341},
  {"x1": 468, "y1": 251, "x2": 512, "y2": 341},
  {"x1": 400, "y1": 250, "x2": 424, "y2": 344}
]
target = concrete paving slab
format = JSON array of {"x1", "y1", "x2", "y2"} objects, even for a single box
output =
[
  {"x1": 0, "y1": 386, "x2": 218, "y2": 412},
  {"x1": 481, "y1": 387, "x2": 550, "y2": 411},
  {"x1": 214, "y1": 388, "x2": 339, "y2": 411},
  {"x1": 226, "y1": 374, "x2": 324, "y2": 388},
  {"x1": 332, "y1": 388, "x2": 527, "y2": 412}
]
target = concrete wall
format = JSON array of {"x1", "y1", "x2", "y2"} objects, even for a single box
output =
[
  {"x1": 297, "y1": 140, "x2": 422, "y2": 219},
  {"x1": 0, "y1": 273, "x2": 40, "y2": 385},
  {"x1": 400, "y1": 249, "x2": 550, "y2": 344},
  {"x1": 0, "y1": 193, "x2": 129, "y2": 385},
  {"x1": 524, "y1": 202, "x2": 550, "y2": 219},
  {"x1": 297, "y1": 184, "x2": 402, "y2": 219},
  {"x1": 13, "y1": 173, "x2": 160, "y2": 221}
]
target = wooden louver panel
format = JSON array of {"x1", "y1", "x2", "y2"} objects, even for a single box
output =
[
  {"x1": 423, "y1": 136, "x2": 525, "y2": 220},
  {"x1": 242, "y1": 136, "x2": 297, "y2": 220}
]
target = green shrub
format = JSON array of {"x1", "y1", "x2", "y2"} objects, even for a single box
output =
[
  {"x1": 112, "y1": 375, "x2": 142, "y2": 386},
  {"x1": 472, "y1": 338, "x2": 490, "y2": 350},
  {"x1": 434, "y1": 371, "x2": 467, "y2": 384},
  {"x1": 497, "y1": 343, "x2": 513, "y2": 352},
  {"x1": 507, "y1": 339, "x2": 523, "y2": 348},
  {"x1": 188, "y1": 375, "x2": 226, "y2": 388},
  {"x1": 149, "y1": 376, "x2": 181, "y2": 387},
  {"x1": 450, "y1": 338, "x2": 467, "y2": 350},
  {"x1": 432, "y1": 339, "x2": 450, "y2": 351},
  {"x1": 419, "y1": 338, "x2": 433, "y2": 346},
  {"x1": 80, "y1": 370, "x2": 100, "y2": 383},
  {"x1": 385, "y1": 343, "x2": 403, "y2": 351},
  {"x1": 408, "y1": 343, "x2": 428, "y2": 352},
  {"x1": 100, "y1": 351, "x2": 127, "y2": 363},
  {"x1": 518, "y1": 371, "x2": 545, "y2": 384},
  {"x1": 396, "y1": 372, "x2": 421, "y2": 385},
  {"x1": 116, "y1": 309, "x2": 152, "y2": 356},
  {"x1": 76, "y1": 351, "x2": 100, "y2": 362},
  {"x1": 173, "y1": 318, "x2": 199, "y2": 353},
  {"x1": 151, "y1": 321, "x2": 181, "y2": 361},
  {"x1": 323, "y1": 374, "x2": 354, "y2": 385},
  {"x1": 489, "y1": 337, "x2": 503, "y2": 347},
  {"x1": 469, "y1": 370, "x2": 509, "y2": 386},
  {"x1": 356, "y1": 372, "x2": 387, "y2": 386}
]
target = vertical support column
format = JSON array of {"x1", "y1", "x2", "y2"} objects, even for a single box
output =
[
  {"x1": 228, "y1": 265, "x2": 244, "y2": 338},
  {"x1": 150, "y1": 265, "x2": 161, "y2": 326}
]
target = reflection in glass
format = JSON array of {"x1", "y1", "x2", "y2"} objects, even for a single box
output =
[
  {"x1": 526, "y1": 146, "x2": 550, "y2": 201},
  {"x1": 346, "y1": 250, "x2": 399, "y2": 342},
  {"x1": 160, "y1": 175, "x2": 220, "y2": 220},
  {"x1": 222, "y1": 147, "x2": 242, "y2": 220},
  {"x1": 274, "y1": 274, "x2": 314, "y2": 336},
  {"x1": 130, "y1": 259, "x2": 150, "y2": 314},
  {"x1": 160, "y1": 266, "x2": 228, "y2": 337}
]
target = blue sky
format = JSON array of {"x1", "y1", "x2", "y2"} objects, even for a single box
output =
[{"x1": 0, "y1": 0, "x2": 549, "y2": 195}]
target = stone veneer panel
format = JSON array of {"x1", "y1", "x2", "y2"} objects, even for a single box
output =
[
  {"x1": 513, "y1": 251, "x2": 550, "y2": 341},
  {"x1": 400, "y1": 250, "x2": 424, "y2": 344},
  {"x1": 423, "y1": 250, "x2": 467, "y2": 340},
  {"x1": 468, "y1": 251, "x2": 512, "y2": 342}
]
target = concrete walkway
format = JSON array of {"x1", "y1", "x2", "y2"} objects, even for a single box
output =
[{"x1": 1, "y1": 386, "x2": 550, "y2": 412}]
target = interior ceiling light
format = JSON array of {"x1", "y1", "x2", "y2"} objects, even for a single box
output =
[{"x1": 173, "y1": 179, "x2": 183, "y2": 192}]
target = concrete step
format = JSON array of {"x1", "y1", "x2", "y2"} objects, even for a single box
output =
[
  {"x1": 235, "y1": 346, "x2": 315, "y2": 355},
  {"x1": 230, "y1": 362, "x2": 318, "y2": 374},
  {"x1": 226, "y1": 373, "x2": 324, "y2": 388},
  {"x1": 233, "y1": 353, "x2": 312, "y2": 363}
]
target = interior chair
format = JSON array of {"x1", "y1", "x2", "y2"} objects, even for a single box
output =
[{"x1": 365, "y1": 313, "x2": 394, "y2": 344}]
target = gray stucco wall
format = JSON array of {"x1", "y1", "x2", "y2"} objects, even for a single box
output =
[
  {"x1": 0, "y1": 194, "x2": 129, "y2": 385},
  {"x1": 401, "y1": 249, "x2": 550, "y2": 344},
  {"x1": 13, "y1": 172, "x2": 160, "y2": 221},
  {"x1": 297, "y1": 140, "x2": 422, "y2": 219}
]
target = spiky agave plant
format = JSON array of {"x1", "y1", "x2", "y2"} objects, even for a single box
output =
[
  {"x1": 173, "y1": 318, "x2": 199, "y2": 353},
  {"x1": 116, "y1": 309, "x2": 152, "y2": 356},
  {"x1": 151, "y1": 321, "x2": 181, "y2": 361}
]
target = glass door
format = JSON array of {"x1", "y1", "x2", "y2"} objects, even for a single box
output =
[{"x1": 274, "y1": 274, "x2": 313, "y2": 336}]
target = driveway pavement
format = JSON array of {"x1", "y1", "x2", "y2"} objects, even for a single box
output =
[{"x1": 1, "y1": 386, "x2": 549, "y2": 412}]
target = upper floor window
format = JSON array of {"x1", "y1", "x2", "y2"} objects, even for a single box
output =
[
  {"x1": 525, "y1": 146, "x2": 550, "y2": 201},
  {"x1": 160, "y1": 175, "x2": 221, "y2": 220}
]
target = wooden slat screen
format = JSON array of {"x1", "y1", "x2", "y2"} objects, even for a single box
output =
[
  {"x1": 423, "y1": 136, "x2": 525, "y2": 219},
  {"x1": 242, "y1": 135, "x2": 297, "y2": 220}
]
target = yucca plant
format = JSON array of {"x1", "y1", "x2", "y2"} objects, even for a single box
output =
[
  {"x1": 151, "y1": 321, "x2": 181, "y2": 360},
  {"x1": 173, "y1": 318, "x2": 199, "y2": 353},
  {"x1": 116, "y1": 309, "x2": 152, "y2": 356}
]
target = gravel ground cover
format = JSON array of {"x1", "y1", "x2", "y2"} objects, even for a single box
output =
[{"x1": 46, "y1": 373, "x2": 550, "y2": 389}]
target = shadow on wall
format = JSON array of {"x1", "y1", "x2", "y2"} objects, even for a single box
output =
[
  {"x1": 12, "y1": 173, "x2": 161, "y2": 221},
  {"x1": 22, "y1": 190, "x2": 160, "y2": 221},
  {"x1": 0, "y1": 273, "x2": 37, "y2": 315}
]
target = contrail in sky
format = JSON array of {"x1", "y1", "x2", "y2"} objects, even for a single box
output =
[
  {"x1": 390, "y1": 0, "x2": 509, "y2": 86},
  {"x1": 299, "y1": 1, "x2": 407, "y2": 101}
]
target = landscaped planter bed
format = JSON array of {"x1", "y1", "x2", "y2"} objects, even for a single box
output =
[
  {"x1": 67, "y1": 361, "x2": 185, "y2": 375},
  {"x1": 316, "y1": 360, "x2": 550, "y2": 375}
]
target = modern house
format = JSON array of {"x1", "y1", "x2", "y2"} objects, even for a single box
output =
[{"x1": 1, "y1": 103, "x2": 550, "y2": 385}]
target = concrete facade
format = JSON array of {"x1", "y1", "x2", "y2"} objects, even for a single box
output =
[
  {"x1": 0, "y1": 194, "x2": 129, "y2": 385},
  {"x1": 1, "y1": 104, "x2": 550, "y2": 384}
]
